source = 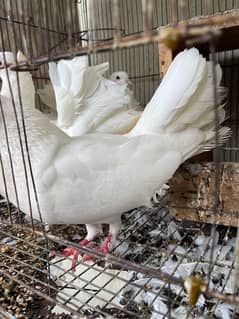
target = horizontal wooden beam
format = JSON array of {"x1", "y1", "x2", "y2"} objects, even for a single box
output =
[{"x1": 159, "y1": 9, "x2": 239, "y2": 77}]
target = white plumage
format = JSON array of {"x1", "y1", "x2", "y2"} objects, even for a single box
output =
[
  {"x1": 38, "y1": 57, "x2": 142, "y2": 135},
  {"x1": 0, "y1": 48, "x2": 230, "y2": 269},
  {"x1": 0, "y1": 51, "x2": 35, "y2": 108},
  {"x1": 110, "y1": 70, "x2": 142, "y2": 112}
]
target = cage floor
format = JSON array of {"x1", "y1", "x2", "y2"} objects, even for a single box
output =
[{"x1": 0, "y1": 194, "x2": 238, "y2": 319}]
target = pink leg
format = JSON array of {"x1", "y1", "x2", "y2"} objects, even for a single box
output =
[
  {"x1": 82, "y1": 233, "x2": 113, "y2": 262},
  {"x1": 49, "y1": 224, "x2": 102, "y2": 271},
  {"x1": 82, "y1": 222, "x2": 120, "y2": 262},
  {"x1": 50, "y1": 238, "x2": 91, "y2": 271}
]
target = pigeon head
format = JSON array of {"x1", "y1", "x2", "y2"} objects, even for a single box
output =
[{"x1": 110, "y1": 71, "x2": 132, "y2": 86}]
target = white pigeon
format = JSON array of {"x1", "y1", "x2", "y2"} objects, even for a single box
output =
[
  {"x1": 0, "y1": 52, "x2": 141, "y2": 136},
  {"x1": 0, "y1": 50, "x2": 151, "y2": 238},
  {"x1": 0, "y1": 48, "x2": 230, "y2": 271},
  {"x1": 38, "y1": 71, "x2": 133, "y2": 107},
  {"x1": 38, "y1": 59, "x2": 142, "y2": 135},
  {"x1": 110, "y1": 70, "x2": 141, "y2": 111}
]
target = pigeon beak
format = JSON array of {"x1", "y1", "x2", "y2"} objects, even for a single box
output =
[{"x1": 127, "y1": 79, "x2": 133, "y2": 86}]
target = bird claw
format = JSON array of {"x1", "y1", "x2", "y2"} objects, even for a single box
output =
[
  {"x1": 81, "y1": 254, "x2": 94, "y2": 262},
  {"x1": 82, "y1": 235, "x2": 112, "y2": 262},
  {"x1": 49, "y1": 235, "x2": 112, "y2": 270},
  {"x1": 71, "y1": 249, "x2": 80, "y2": 272},
  {"x1": 49, "y1": 247, "x2": 80, "y2": 271},
  {"x1": 49, "y1": 239, "x2": 91, "y2": 271}
]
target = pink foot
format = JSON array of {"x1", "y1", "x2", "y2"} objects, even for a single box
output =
[
  {"x1": 50, "y1": 239, "x2": 90, "y2": 271},
  {"x1": 82, "y1": 233, "x2": 112, "y2": 262}
]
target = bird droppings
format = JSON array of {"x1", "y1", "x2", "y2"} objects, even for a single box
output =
[{"x1": 0, "y1": 194, "x2": 238, "y2": 318}]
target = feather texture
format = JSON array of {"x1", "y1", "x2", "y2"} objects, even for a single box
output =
[
  {"x1": 0, "y1": 51, "x2": 35, "y2": 108},
  {"x1": 40, "y1": 57, "x2": 142, "y2": 135},
  {"x1": 131, "y1": 48, "x2": 227, "y2": 137},
  {"x1": 0, "y1": 48, "x2": 230, "y2": 257}
]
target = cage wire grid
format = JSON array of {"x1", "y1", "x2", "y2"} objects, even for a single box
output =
[
  {"x1": 0, "y1": 0, "x2": 239, "y2": 318},
  {"x1": 0, "y1": 197, "x2": 239, "y2": 318}
]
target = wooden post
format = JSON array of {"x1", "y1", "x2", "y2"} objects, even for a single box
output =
[{"x1": 158, "y1": 43, "x2": 173, "y2": 78}]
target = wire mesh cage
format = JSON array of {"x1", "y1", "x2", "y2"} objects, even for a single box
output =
[{"x1": 0, "y1": 0, "x2": 239, "y2": 318}]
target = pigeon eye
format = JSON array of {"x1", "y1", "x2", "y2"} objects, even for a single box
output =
[{"x1": 116, "y1": 75, "x2": 120, "y2": 80}]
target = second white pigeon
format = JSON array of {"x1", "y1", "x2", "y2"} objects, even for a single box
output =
[{"x1": 38, "y1": 58, "x2": 142, "y2": 135}]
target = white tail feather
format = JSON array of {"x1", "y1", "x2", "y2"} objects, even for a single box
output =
[
  {"x1": 129, "y1": 48, "x2": 230, "y2": 162},
  {"x1": 200, "y1": 127, "x2": 231, "y2": 152},
  {"x1": 131, "y1": 48, "x2": 207, "y2": 135},
  {"x1": 131, "y1": 48, "x2": 228, "y2": 137},
  {"x1": 164, "y1": 63, "x2": 226, "y2": 132}
]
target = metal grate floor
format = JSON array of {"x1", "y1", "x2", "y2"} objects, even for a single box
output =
[{"x1": 0, "y1": 194, "x2": 238, "y2": 318}]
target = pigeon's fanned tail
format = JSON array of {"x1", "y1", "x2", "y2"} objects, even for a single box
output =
[
  {"x1": 130, "y1": 48, "x2": 207, "y2": 135},
  {"x1": 164, "y1": 63, "x2": 227, "y2": 133},
  {"x1": 71, "y1": 62, "x2": 109, "y2": 99},
  {"x1": 129, "y1": 48, "x2": 230, "y2": 161},
  {"x1": 183, "y1": 127, "x2": 231, "y2": 161},
  {"x1": 130, "y1": 48, "x2": 228, "y2": 137}
]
